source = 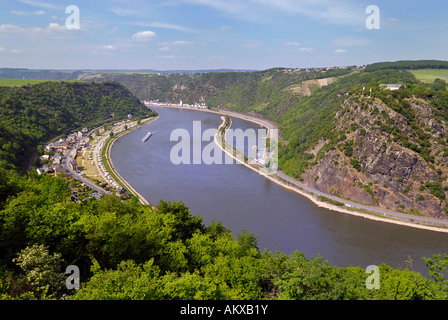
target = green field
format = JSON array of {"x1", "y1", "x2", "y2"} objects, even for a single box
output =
[
  {"x1": 0, "y1": 78, "x2": 56, "y2": 87},
  {"x1": 410, "y1": 69, "x2": 448, "y2": 83}
]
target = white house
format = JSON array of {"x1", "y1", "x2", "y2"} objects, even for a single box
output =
[{"x1": 381, "y1": 84, "x2": 407, "y2": 91}]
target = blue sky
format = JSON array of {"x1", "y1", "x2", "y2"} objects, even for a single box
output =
[{"x1": 0, "y1": 0, "x2": 447, "y2": 70}]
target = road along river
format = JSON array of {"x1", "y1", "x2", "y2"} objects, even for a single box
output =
[{"x1": 111, "y1": 107, "x2": 448, "y2": 274}]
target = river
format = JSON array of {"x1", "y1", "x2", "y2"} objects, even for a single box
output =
[{"x1": 111, "y1": 107, "x2": 448, "y2": 274}]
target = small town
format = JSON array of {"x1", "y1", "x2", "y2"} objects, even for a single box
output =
[
  {"x1": 35, "y1": 114, "x2": 144, "y2": 202},
  {"x1": 143, "y1": 99, "x2": 208, "y2": 109}
]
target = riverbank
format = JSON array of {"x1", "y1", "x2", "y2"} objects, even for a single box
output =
[
  {"x1": 96, "y1": 117, "x2": 158, "y2": 206},
  {"x1": 151, "y1": 104, "x2": 448, "y2": 233}
]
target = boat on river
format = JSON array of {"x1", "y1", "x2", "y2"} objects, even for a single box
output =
[{"x1": 142, "y1": 131, "x2": 152, "y2": 142}]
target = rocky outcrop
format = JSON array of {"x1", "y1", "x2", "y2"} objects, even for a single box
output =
[{"x1": 301, "y1": 95, "x2": 448, "y2": 219}]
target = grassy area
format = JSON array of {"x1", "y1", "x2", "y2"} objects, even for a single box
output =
[
  {"x1": 0, "y1": 78, "x2": 90, "y2": 87},
  {"x1": 0, "y1": 78, "x2": 58, "y2": 87},
  {"x1": 77, "y1": 146, "x2": 107, "y2": 184},
  {"x1": 410, "y1": 69, "x2": 448, "y2": 83}
]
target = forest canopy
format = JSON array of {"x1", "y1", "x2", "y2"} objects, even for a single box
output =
[
  {"x1": 364, "y1": 60, "x2": 448, "y2": 72},
  {"x1": 1, "y1": 169, "x2": 448, "y2": 300}
]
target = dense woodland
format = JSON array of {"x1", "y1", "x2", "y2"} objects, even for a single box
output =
[
  {"x1": 1, "y1": 169, "x2": 448, "y2": 300},
  {"x1": 1, "y1": 67, "x2": 448, "y2": 300},
  {"x1": 364, "y1": 60, "x2": 448, "y2": 72}
]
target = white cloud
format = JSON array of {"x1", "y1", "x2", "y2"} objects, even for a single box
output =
[
  {"x1": 11, "y1": 10, "x2": 27, "y2": 16},
  {"x1": 293, "y1": 47, "x2": 314, "y2": 52},
  {"x1": 253, "y1": 0, "x2": 363, "y2": 25},
  {"x1": 156, "y1": 55, "x2": 176, "y2": 59},
  {"x1": 0, "y1": 23, "x2": 75, "y2": 37},
  {"x1": 18, "y1": 0, "x2": 57, "y2": 9},
  {"x1": 209, "y1": 55, "x2": 226, "y2": 60},
  {"x1": 334, "y1": 49, "x2": 347, "y2": 53},
  {"x1": 159, "y1": 46, "x2": 174, "y2": 52},
  {"x1": 386, "y1": 18, "x2": 400, "y2": 28},
  {"x1": 179, "y1": 0, "x2": 246, "y2": 16},
  {"x1": 133, "y1": 22, "x2": 194, "y2": 33},
  {"x1": 91, "y1": 45, "x2": 117, "y2": 55},
  {"x1": 179, "y1": 0, "x2": 363, "y2": 25},
  {"x1": 0, "y1": 46, "x2": 23, "y2": 54},
  {"x1": 0, "y1": 24, "x2": 23, "y2": 34},
  {"x1": 132, "y1": 30, "x2": 157, "y2": 42},
  {"x1": 387, "y1": 18, "x2": 399, "y2": 24},
  {"x1": 244, "y1": 40, "x2": 262, "y2": 48},
  {"x1": 286, "y1": 42, "x2": 300, "y2": 46},
  {"x1": 332, "y1": 36, "x2": 370, "y2": 47},
  {"x1": 12, "y1": 10, "x2": 46, "y2": 16},
  {"x1": 158, "y1": 40, "x2": 194, "y2": 47},
  {"x1": 158, "y1": 40, "x2": 194, "y2": 52},
  {"x1": 111, "y1": 7, "x2": 144, "y2": 17},
  {"x1": 46, "y1": 23, "x2": 66, "y2": 32}
]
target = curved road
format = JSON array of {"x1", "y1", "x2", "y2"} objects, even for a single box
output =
[
  {"x1": 230, "y1": 111, "x2": 448, "y2": 230},
  {"x1": 157, "y1": 105, "x2": 448, "y2": 231},
  {"x1": 274, "y1": 170, "x2": 448, "y2": 229},
  {"x1": 220, "y1": 109, "x2": 448, "y2": 229},
  {"x1": 62, "y1": 145, "x2": 108, "y2": 195}
]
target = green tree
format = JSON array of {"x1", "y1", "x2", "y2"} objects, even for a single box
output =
[
  {"x1": 12, "y1": 244, "x2": 66, "y2": 299},
  {"x1": 423, "y1": 253, "x2": 448, "y2": 298},
  {"x1": 237, "y1": 228, "x2": 259, "y2": 252},
  {"x1": 155, "y1": 200, "x2": 205, "y2": 242}
]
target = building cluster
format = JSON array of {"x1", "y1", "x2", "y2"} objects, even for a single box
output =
[
  {"x1": 36, "y1": 127, "x2": 90, "y2": 175},
  {"x1": 143, "y1": 100, "x2": 208, "y2": 110},
  {"x1": 380, "y1": 84, "x2": 407, "y2": 91}
]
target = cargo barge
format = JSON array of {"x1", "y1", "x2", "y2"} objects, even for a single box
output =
[{"x1": 142, "y1": 131, "x2": 152, "y2": 142}]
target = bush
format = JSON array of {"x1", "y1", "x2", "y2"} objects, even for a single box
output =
[
  {"x1": 12, "y1": 244, "x2": 66, "y2": 298},
  {"x1": 425, "y1": 182, "x2": 446, "y2": 201}
]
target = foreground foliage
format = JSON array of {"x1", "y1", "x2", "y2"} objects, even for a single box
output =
[{"x1": 0, "y1": 169, "x2": 447, "y2": 300}]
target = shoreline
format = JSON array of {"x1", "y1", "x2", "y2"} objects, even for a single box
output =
[
  {"x1": 101, "y1": 117, "x2": 159, "y2": 206},
  {"x1": 151, "y1": 104, "x2": 448, "y2": 234}
]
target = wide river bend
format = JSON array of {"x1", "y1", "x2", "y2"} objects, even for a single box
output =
[{"x1": 111, "y1": 107, "x2": 448, "y2": 274}]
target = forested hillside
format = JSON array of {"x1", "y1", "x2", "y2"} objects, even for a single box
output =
[
  {"x1": 365, "y1": 60, "x2": 448, "y2": 72},
  {"x1": 0, "y1": 81, "x2": 154, "y2": 171},
  {"x1": 275, "y1": 69, "x2": 448, "y2": 218},
  {"x1": 1, "y1": 169, "x2": 448, "y2": 300}
]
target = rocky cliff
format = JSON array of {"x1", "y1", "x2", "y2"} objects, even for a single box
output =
[{"x1": 301, "y1": 94, "x2": 448, "y2": 218}]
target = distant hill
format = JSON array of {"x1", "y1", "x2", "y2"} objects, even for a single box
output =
[
  {"x1": 0, "y1": 68, "x2": 255, "y2": 81},
  {"x1": 365, "y1": 60, "x2": 448, "y2": 72}
]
